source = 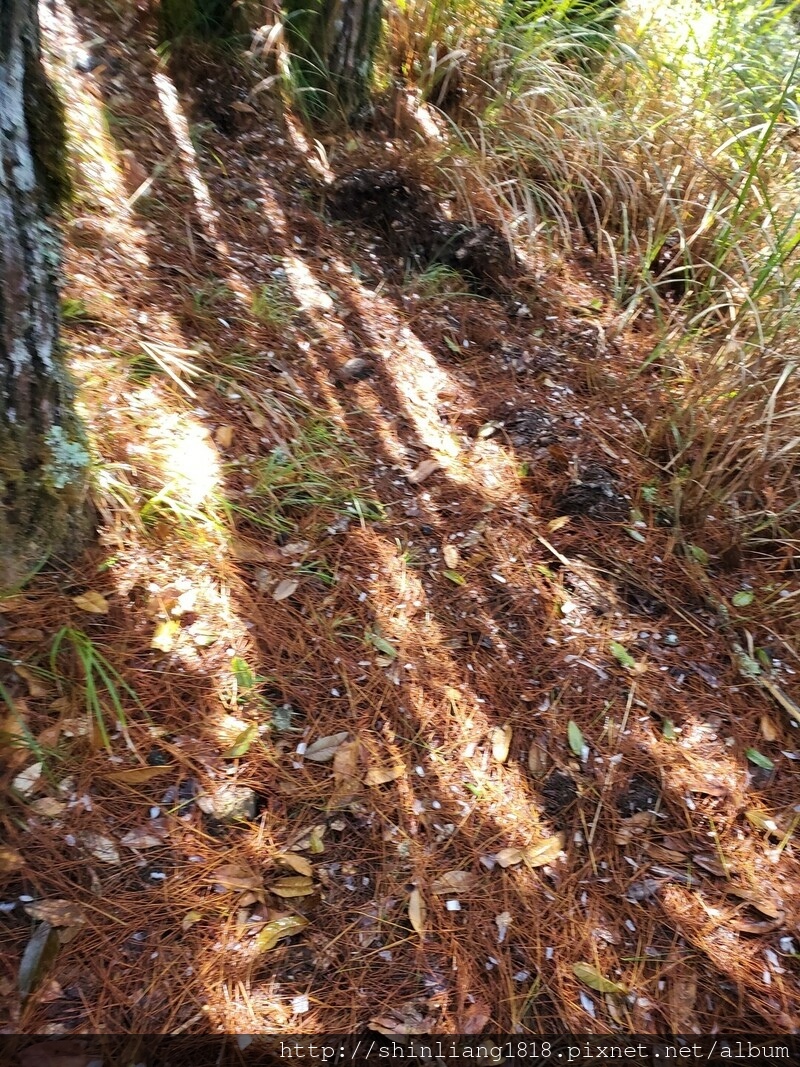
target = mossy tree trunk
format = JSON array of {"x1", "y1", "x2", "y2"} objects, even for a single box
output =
[
  {"x1": 0, "y1": 0, "x2": 91, "y2": 592},
  {"x1": 282, "y1": 0, "x2": 384, "y2": 121}
]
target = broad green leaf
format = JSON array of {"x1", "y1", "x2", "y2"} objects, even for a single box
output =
[
  {"x1": 662, "y1": 719, "x2": 677, "y2": 741},
  {"x1": 610, "y1": 641, "x2": 636, "y2": 669},
  {"x1": 746, "y1": 748, "x2": 774, "y2": 771},
  {"x1": 567, "y1": 720, "x2": 584, "y2": 757},
  {"x1": 732, "y1": 590, "x2": 754, "y2": 607},
  {"x1": 573, "y1": 962, "x2": 627, "y2": 995}
]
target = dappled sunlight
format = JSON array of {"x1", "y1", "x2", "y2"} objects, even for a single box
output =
[{"x1": 3, "y1": 0, "x2": 799, "y2": 1039}]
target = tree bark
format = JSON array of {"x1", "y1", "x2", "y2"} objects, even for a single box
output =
[
  {"x1": 0, "y1": 0, "x2": 91, "y2": 592},
  {"x1": 282, "y1": 0, "x2": 384, "y2": 120}
]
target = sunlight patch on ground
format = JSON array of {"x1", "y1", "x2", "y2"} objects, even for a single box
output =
[
  {"x1": 152, "y1": 70, "x2": 252, "y2": 307},
  {"x1": 43, "y1": 0, "x2": 148, "y2": 265}
]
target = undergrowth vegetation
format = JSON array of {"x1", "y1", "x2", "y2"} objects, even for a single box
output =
[{"x1": 382, "y1": 0, "x2": 800, "y2": 553}]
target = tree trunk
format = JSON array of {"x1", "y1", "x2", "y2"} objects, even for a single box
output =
[
  {"x1": 282, "y1": 0, "x2": 384, "y2": 121},
  {"x1": 0, "y1": 0, "x2": 91, "y2": 592}
]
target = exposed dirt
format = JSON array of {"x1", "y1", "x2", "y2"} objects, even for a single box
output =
[{"x1": 1, "y1": 0, "x2": 799, "y2": 1042}]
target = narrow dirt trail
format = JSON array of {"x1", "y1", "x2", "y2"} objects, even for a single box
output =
[{"x1": 1, "y1": 0, "x2": 799, "y2": 1039}]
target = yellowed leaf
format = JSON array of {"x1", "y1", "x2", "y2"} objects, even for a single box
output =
[
  {"x1": 13, "y1": 665, "x2": 49, "y2": 699},
  {"x1": 270, "y1": 876, "x2": 315, "y2": 898},
  {"x1": 273, "y1": 578, "x2": 299, "y2": 602},
  {"x1": 82, "y1": 833, "x2": 120, "y2": 865},
  {"x1": 494, "y1": 847, "x2": 524, "y2": 868},
  {"x1": 275, "y1": 853, "x2": 313, "y2": 877},
  {"x1": 106, "y1": 764, "x2": 175, "y2": 785},
  {"x1": 523, "y1": 834, "x2": 565, "y2": 868},
  {"x1": 222, "y1": 724, "x2": 259, "y2": 758},
  {"x1": 527, "y1": 743, "x2": 547, "y2": 776},
  {"x1": 760, "y1": 715, "x2": 778, "y2": 742},
  {"x1": 29, "y1": 797, "x2": 66, "y2": 817},
  {"x1": 215, "y1": 425, "x2": 234, "y2": 448},
  {"x1": 668, "y1": 965, "x2": 697, "y2": 1033},
  {"x1": 12, "y1": 762, "x2": 43, "y2": 797},
  {"x1": 246, "y1": 408, "x2": 267, "y2": 430},
  {"x1": 121, "y1": 828, "x2": 164, "y2": 849},
  {"x1": 547, "y1": 515, "x2": 571, "y2": 532},
  {"x1": 333, "y1": 739, "x2": 363, "y2": 783},
  {"x1": 461, "y1": 1000, "x2": 491, "y2": 1034},
  {"x1": 308, "y1": 826, "x2": 325, "y2": 853},
  {"x1": 490, "y1": 724, "x2": 512, "y2": 763},
  {"x1": 72, "y1": 591, "x2": 110, "y2": 614},
  {"x1": 6, "y1": 627, "x2": 45, "y2": 643},
  {"x1": 432, "y1": 870, "x2": 476, "y2": 895},
  {"x1": 150, "y1": 619, "x2": 180, "y2": 652},
  {"x1": 210, "y1": 864, "x2": 262, "y2": 892},
  {"x1": 365, "y1": 762, "x2": 405, "y2": 786},
  {"x1": 573, "y1": 961, "x2": 627, "y2": 994},
  {"x1": 744, "y1": 809, "x2": 782, "y2": 839},
  {"x1": 443, "y1": 544, "x2": 460, "y2": 569},
  {"x1": 0, "y1": 847, "x2": 25, "y2": 875},
  {"x1": 408, "y1": 887, "x2": 426, "y2": 937},
  {"x1": 23, "y1": 900, "x2": 86, "y2": 927},
  {"x1": 407, "y1": 459, "x2": 440, "y2": 485},
  {"x1": 181, "y1": 910, "x2": 203, "y2": 932},
  {"x1": 255, "y1": 914, "x2": 308, "y2": 952}
]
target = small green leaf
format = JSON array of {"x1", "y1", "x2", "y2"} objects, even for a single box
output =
[
  {"x1": 732, "y1": 590, "x2": 754, "y2": 607},
  {"x1": 19, "y1": 921, "x2": 60, "y2": 1000},
  {"x1": 567, "y1": 720, "x2": 584, "y2": 757},
  {"x1": 610, "y1": 641, "x2": 637, "y2": 670},
  {"x1": 222, "y1": 724, "x2": 259, "y2": 759},
  {"x1": 366, "y1": 631, "x2": 397, "y2": 659},
  {"x1": 662, "y1": 719, "x2": 677, "y2": 741},
  {"x1": 756, "y1": 647, "x2": 772, "y2": 670},
  {"x1": 688, "y1": 544, "x2": 709, "y2": 566},
  {"x1": 271, "y1": 704, "x2": 296, "y2": 732},
  {"x1": 625, "y1": 528, "x2": 647, "y2": 543},
  {"x1": 231, "y1": 656, "x2": 256, "y2": 691},
  {"x1": 746, "y1": 748, "x2": 774, "y2": 771},
  {"x1": 443, "y1": 569, "x2": 466, "y2": 585},
  {"x1": 573, "y1": 961, "x2": 627, "y2": 994},
  {"x1": 641, "y1": 485, "x2": 658, "y2": 504},
  {"x1": 736, "y1": 649, "x2": 762, "y2": 677}
]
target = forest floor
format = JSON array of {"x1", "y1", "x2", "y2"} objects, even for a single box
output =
[{"x1": 1, "y1": 0, "x2": 800, "y2": 1044}]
